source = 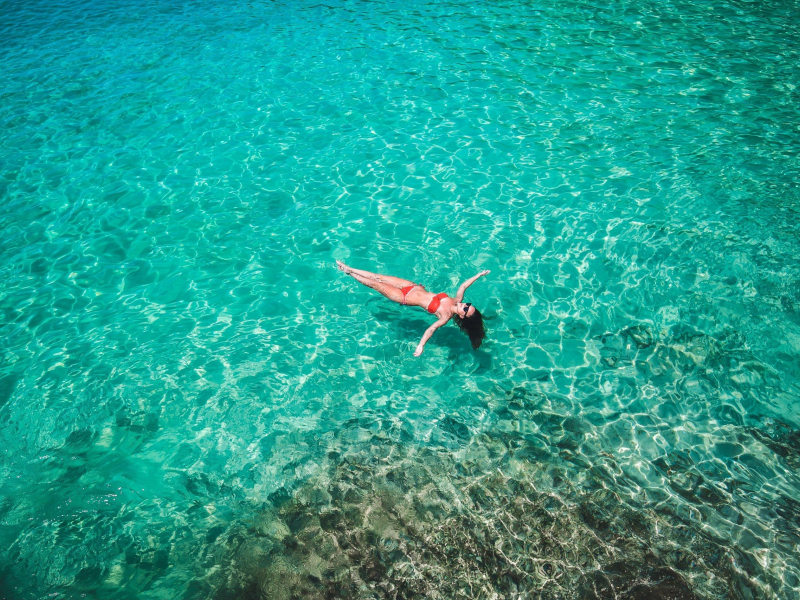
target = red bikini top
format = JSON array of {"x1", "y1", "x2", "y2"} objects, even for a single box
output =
[{"x1": 426, "y1": 293, "x2": 448, "y2": 314}]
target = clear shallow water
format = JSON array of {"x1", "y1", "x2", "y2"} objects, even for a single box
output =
[{"x1": 1, "y1": 0, "x2": 800, "y2": 597}]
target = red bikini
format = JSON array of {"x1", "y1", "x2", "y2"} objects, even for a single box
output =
[
  {"x1": 401, "y1": 285, "x2": 420, "y2": 304},
  {"x1": 426, "y1": 293, "x2": 448, "y2": 314},
  {"x1": 401, "y1": 285, "x2": 448, "y2": 314}
]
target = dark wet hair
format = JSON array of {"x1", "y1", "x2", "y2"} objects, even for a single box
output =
[{"x1": 453, "y1": 308, "x2": 486, "y2": 350}]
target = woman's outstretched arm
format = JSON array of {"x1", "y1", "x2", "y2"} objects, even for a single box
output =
[
  {"x1": 414, "y1": 317, "x2": 450, "y2": 356},
  {"x1": 454, "y1": 270, "x2": 490, "y2": 302}
]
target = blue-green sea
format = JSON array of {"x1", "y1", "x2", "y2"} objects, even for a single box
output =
[{"x1": 2, "y1": 0, "x2": 800, "y2": 597}]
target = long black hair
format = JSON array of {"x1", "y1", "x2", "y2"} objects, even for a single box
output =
[{"x1": 453, "y1": 308, "x2": 486, "y2": 350}]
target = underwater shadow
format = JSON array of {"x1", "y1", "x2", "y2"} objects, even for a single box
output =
[{"x1": 373, "y1": 307, "x2": 492, "y2": 370}]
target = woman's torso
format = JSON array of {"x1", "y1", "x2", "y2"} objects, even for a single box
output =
[{"x1": 406, "y1": 286, "x2": 453, "y2": 317}]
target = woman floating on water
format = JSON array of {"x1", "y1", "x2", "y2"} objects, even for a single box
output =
[{"x1": 336, "y1": 261, "x2": 489, "y2": 356}]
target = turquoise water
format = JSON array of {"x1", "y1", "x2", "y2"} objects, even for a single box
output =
[{"x1": 2, "y1": 0, "x2": 800, "y2": 597}]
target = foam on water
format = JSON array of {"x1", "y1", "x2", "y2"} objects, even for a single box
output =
[{"x1": 1, "y1": 0, "x2": 799, "y2": 597}]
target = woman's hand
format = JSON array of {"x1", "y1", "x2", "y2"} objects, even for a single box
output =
[
  {"x1": 415, "y1": 318, "x2": 446, "y2": 356},
  {"x1": 478, "y1": 270, "x2": 490, "y2": 277}
]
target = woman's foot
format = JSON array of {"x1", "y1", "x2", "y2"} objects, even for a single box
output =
[{"x1": 336, "y1": 260, "x2": 351, "y2": 274}]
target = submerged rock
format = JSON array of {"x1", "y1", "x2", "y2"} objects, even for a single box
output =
[
  {"x1": 200, "y1": 435, "x2": 735, "y2": 600},
  {"x1": 750, "y1": 423, "x2": 800, "y2": 468},
  {"x1": 578, "y1": 563, "x2": 699, "y2": 600},
  {"x1": 624, "y1": 325, "x2": 655, "y2": 349}
]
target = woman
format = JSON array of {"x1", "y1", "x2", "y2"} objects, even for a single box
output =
[{"x1": 336, "y1": 260, "x2": 489, "y2": 356}]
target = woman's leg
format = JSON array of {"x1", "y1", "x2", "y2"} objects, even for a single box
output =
[
  {"x1": 336, "y1": 261, "x2": 415, "y2": 288},
  {"x1": 347, "y1": 272, "x2": 405, "y2": 303}
]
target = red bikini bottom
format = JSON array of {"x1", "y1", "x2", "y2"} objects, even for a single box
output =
[{"x1": 401, "y1": 284, "x2": 420, "y2": 304}]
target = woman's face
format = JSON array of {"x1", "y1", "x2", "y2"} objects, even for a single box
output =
[{"x1": 457, "y1": 302, "x2": 475, "y2": 319}]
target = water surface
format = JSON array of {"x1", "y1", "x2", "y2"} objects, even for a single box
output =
[{"x1": 1, "y1": 0, "x2": 800, "y2": 597}]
